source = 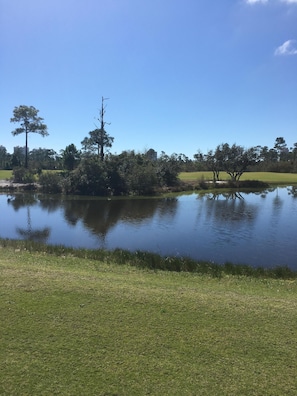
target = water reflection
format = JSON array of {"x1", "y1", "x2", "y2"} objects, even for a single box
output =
[
  {"x1": 287, "y1": 186, "x2": 297, "y2": 198},
  {"x1": 272, "y1": 188, "x2": 284, "y2": 211},
  {"x1": 11, "y1": 195, "x2": 178, "y2": 239},
  {"x1": 7, "y1": 194, "x2": 51, "y2": 243},
  {"x1": 1, "y1": 188, "x2": 296, "y2": 269},
  {"x1": 7, "y1": 193, "x2": 39, "y2": 210},
  {"x1": 16, "y1": 207, "x2": 50, "y2": 243},
  {"x1": 203, "y1": 191, "x2": 245, "y2": 200},
  {"x1": 202, "y1": 194, "x2": 258, "y2": 224}
]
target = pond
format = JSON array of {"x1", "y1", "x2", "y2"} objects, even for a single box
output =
[{"x1": 1, "y1": 186, "x2": 297, "y2": 269}]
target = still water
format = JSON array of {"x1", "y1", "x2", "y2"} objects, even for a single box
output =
[{"x1": 1, "y1": 187, "x2": 297, "y2": 269}]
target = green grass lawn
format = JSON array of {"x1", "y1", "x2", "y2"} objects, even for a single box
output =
[
  {"x1": 1, "y1": 246, "x2": 297, "y2": 395},
  {"x1": 0, "y1": 170, "x2": 12, "y2": 180},
  {"x1": 179, "y1": 171, "x2": 297, "y2": 184},
  {"x1": 1, "y1": 169, "x2": 297, "y2": 186}
]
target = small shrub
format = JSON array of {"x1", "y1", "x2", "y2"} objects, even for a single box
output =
[
  {"x1": 12, "y1": 167, "x2": 36, "y2": 183},
  {"x1": 39, "y1": 172, "x2": 63, "y2": 193},
  {"x1": 198, "y1": 175, "x2": 209, "y2": 190}
]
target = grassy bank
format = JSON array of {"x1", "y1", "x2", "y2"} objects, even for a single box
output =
[
  {"x1": 1, "y1": 243, "x2": 297, "y2": 395},
  {"x1": 179, "y1": 171, "x2": 297, "y2": 185},
  {"x1": 0, "y1": 239, "x2": 296, "y2": 279}
]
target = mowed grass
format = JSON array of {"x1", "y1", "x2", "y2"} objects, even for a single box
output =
[
  {"x1": 179, "y1": 171, "x2": 297, "y2": 184},
  {"x1": 0, "y1": 170, "x2": 12, "y2": 180},
  {"x1": 1, "y1": 247, "x2": 297, "y2": 395},
  {"x1": 1, "y1": 169, "x2": 297, "y2": 185}
]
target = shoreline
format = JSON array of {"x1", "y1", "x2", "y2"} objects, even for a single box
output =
[
  {"x1": 0, "y1": 179, "x2": 38, "y2": 189},
  {"x1": 0, "y1": 238, "x2": 296, "y2": 279}
]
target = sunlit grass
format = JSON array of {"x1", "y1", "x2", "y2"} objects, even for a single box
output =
[
  {"x1": 1, "y1": 245, "x2": 297, "y2": 395},
  {"x1": 1, "y1": 169, "x2": 297, "y2": 185},
  {"x1": 0, "y1": 170, "x2": 12, "y2": 179},
  {"x1": 179, "y1": 171, "x2": 297, "y2": 184}
]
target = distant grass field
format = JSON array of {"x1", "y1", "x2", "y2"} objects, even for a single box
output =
[
  {"x1": 0, "y1": 170, "x2": 12, "y2": 179},
  {"x1": 1, "y1": 245, "x2": 297, "y2": 395},
  {"x1": 179, "y1": 171, "x2": 297, "y2": 184},
  {"x1": 1, "y1": 169, "x2": 297, "y2": 185}
]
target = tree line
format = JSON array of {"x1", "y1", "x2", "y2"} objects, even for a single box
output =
[
  {"x1": 194, "y1": 137, "x2": 297, "y2": 177},
  {"x1": 1, "y1": 103, "x2": 297, "y2": 195}
]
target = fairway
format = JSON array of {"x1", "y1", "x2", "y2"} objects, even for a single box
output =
[
  {"x1": 0, "y1": 170, "x2": 12, "y2": 180},
  {"x1": 1, "y1": 247, "x2": 297, "y2": 395},
  {"x1": 1, "y1": 170, "x2": 297, "y2": 187},
  {"x1": 179, "y1": 171, "x2": 297, "y2": 184}
]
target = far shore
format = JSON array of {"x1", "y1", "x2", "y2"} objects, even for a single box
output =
[{"x1": 0, "y1": 179, "x2": 38, "y2": 189}]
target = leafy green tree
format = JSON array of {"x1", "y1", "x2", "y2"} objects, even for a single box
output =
[
  {"x1": 156, "y1": 152, "x2": 181, "y2": 186},
  {"x1": 105, "y1": 154, "x2": 128, "y2": 195},
  {"x1": 111, "y1": 150, "x2": 157, "y2": 195},
  {"x1": 292, "y1": 143, "x2": 297, "y2": 164},
  {"x1": 215, "y1": 143, "x2": 257, "y2": 181},
  {"x1": 193, "y1": 150, "x2": 207, "y2": 171},
  {"x1": 12, "y1": 167, "x2": 36, "y2": 183},
  {"x1": 61, "y1": 144, "x2": 81, "y2": 171},
  {"x1": 108, "y1": 150, "x2": 163, "y2": 195},
  {"x1": 30, "y1": 148, "x2": 58, "y2": 170},
  {"x1": 39, "y1": 172, "x2": 63, "y2": 193},
  {"x1": 66, "y1": 158, "x2": 109, "y2": 195},
  {"x1": 145, "y1": 148, "x2": 158, "y2": 161},
  {"x1": 81, "y1": 128, "x2": 114, "y2": 161},
  {"x1": 204, "y1": 149, "x2": 221, "y2": 182},
  {"x1": 11, "y1": 146, "x2": 26, "y2": 168},
  {"x1": 274, "y1": 137, "x2": 288, "y2": 161},
  {"x1": 10, "y1": 105, "x2": 48, "y2": 168},
  {"x1": 0, "y1": 145, "x2": 8, "y2": 169},
  {"x1": 252, "y1": 145, "x2": 277, "y2": 171}
]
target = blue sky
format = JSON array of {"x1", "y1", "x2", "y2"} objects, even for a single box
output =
[{"x1": 1, "y1": 0, "x2": 297, "y2": 158}]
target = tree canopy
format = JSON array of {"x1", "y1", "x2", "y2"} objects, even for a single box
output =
[
  {"x1": 60, "y1": 144, "x2": 81, "y2": 171},
  {"x1": 81, "y1": 128, "x2": 114, "y2": 161},
  {"x1": 10, "y1": 105, "x2": 48, "y2": 168},
  {"x1": 204, "y1": 143, "x2": 258, "y2": 182}
]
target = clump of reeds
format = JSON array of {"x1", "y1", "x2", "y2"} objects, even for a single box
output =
[{"x1": 0, "y1": 238, "x2": 296, "y2": 280}]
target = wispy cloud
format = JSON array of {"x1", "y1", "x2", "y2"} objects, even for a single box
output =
[
  {"x1": 245, "y1": 0, "x2": 297, "y2": 3},
  {"x1": 275, "y1": 39, "x2": 297, "y2": 55},
  {"x1": 245, "y1": 0, "x2": 268, "y2": 4}
]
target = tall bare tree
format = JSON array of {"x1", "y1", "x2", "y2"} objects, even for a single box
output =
[{"x1": 81, "y1": 97, "x2": 114, "y2": 161}]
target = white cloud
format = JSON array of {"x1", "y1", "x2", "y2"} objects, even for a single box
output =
[
  {"x1": 245, "y1": 0, "x2": 268, "y2": 3},
  {"x1": 275, "y1": 39, "x2": 297, "y2": 55},
  {"x1": 245, "y1": 0, "x2": 297, "y2": 3}
]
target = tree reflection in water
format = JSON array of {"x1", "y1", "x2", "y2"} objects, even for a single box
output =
[
  {"x1": 60, "y1": 197, "x2": 178, "y2": 238},
  {"x1": 23, "y1": 194, "x2": 178, "y2": 240},
  {"x1": 287, "y1": 186, "x2": 297, "y2": 198},
  {"x1": 2, "y1": 188, "x2": 297, "y2": 268},
  {"x1": 198, "y1": 191, "x2": 259, "y2": 224},
  {"x1": 16, "y1": 206, "x2": 50, "y2": 242},
  {"x1": 204, "y1": 191, "x2": 245, "y2": 200},
  {"x1": 7, "y1": 194, "x2": 50, "y2": 243}
]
